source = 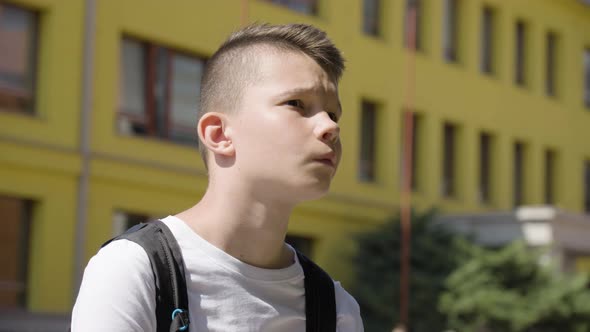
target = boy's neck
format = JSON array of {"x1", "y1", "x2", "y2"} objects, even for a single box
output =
[{"x1": 176, "y1": 185, "x2": 296, "y2": 269}]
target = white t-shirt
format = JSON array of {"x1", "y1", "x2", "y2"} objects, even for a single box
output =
[{"x1": 72, "y1": 216, "x2": 364, "y2": 331}]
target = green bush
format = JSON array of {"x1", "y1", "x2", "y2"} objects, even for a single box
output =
[
  {"x1": 353, "y1": 210, "x2": 590, "y2": 332},
  {"x1": 353, "y1": 209, "x2": 467, "y2": 332}
]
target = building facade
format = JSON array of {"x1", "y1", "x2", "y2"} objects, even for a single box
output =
[{"x1": 0, "y1": 0, "x2": 589, "y2": 325}]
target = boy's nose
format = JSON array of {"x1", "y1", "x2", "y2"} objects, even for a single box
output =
[{"x1": 316, "y1": 113, "x2": 340, "y2": 144}]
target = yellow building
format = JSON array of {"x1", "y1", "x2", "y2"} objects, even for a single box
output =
[{"x1": 0, "y1": 0, "x2": 589, "y2": 327}]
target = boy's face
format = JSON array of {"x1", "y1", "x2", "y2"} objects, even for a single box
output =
[{"x1": 229, "y1": 48, "x2": 342, "y2": 203}]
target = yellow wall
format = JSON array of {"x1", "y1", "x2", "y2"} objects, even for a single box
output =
[
  {"x1": 0, "y1": 142, "x2": 79, "y2": 312},
  {"x1": 0, "y1": 0, "x2": 83, "y2": 312},
  {"x1": 1, "y1": 0, "x2": 590, "y2": 313},
  {"x1": 331, "y1": 0, "x2": 590, "y2": 215}
]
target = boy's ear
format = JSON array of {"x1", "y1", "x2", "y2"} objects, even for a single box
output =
[{"x1": 197, "y1": 112, "x2": 235, "y2": 157}]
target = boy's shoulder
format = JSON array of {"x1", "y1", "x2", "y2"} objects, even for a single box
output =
[{"x1": 71, "y1": 238, "x2": 157, "y2": 331}]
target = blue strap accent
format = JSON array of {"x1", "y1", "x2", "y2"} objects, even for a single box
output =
[{"x1": 171, "y1": 309, "x2": 188, "y2": 331}]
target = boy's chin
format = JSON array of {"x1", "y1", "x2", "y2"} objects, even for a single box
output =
[{"x1": 296, "y1": 185, "x2": 332, "y2": 202}]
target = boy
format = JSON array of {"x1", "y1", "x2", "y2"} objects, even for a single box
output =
[{"x1": 72, "y1": 23, "x2": 363, "y2": 331}]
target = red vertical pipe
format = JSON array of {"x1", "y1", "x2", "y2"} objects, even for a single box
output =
[{"x1": 400, "y1": 4, "x2": 417, "y2": 330}]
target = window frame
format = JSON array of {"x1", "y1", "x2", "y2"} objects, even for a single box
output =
[
  {"x1": 358, "y1": 100, "x2": 378, "y2": 182},
  {"x1": 404, "y1": 0, "x2": 422, "y2": 51},
  {"x1": 400, "y1": 111, "x2": 420, "y2": 191},
  {"x1": 0, "y1": 195, "x2": 33, "y2": 309},
  {"x1": 544, "y1": 149, "x2": 556, "y2": 205},
  {"x1": 514, "y1": 19, "x2": 528, "y2": 86},
  {"x1": 480, "y1": 5, "x2": 496, "y2": 75},
  {"x1": 479, "y1": 132, "x2": 492, "y2": 204},
  {"x1": 362, "y1": 0, "x2": 381, "y2": 37},
  {"x1": 584, "y1": 48, "x2": 590, "y2": 108},
  {"x1": 263, "y1": 0, "x2": 318, "y2": 15},
  {"x1": 0, "y1": 2, "x2": 39, "y2": 115},
  {"x1": 545, "y1": 31, "x2": 558, "y2": 97},
  {"x1": 118, "y1": 36, "x2": 204, "y2": 145},
  {"x1": 585, "y1": 161, "x2": 590, "y2": 213},
  {"x1": 442, "y1": 122, "x2": 457, "y2": 198},
  {"x1": 513, "y1": 141, "x2": 526, "y2": 207},
  {"x1": 443, "y1": 0, "x2": 459, "y2": 62}
]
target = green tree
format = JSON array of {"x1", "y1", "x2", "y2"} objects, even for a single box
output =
[
  {"x1": 440, "y1": 241, "x2": 590, "y2": 332},
  {"x1": 352, "y1": 209, "x2": 467, "y2": 332}
]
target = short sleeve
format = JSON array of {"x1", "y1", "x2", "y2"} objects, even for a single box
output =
[
  {"x1": 334, "y1": 281, "x2": 364, "y2": 332},
  {"x1": 71, "y1": 240, "x2": 157, "y2": 332}
]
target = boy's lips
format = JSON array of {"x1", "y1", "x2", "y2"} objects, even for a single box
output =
[{"x1": 314, "y1": 152, "x2": 337, "y2": 168}]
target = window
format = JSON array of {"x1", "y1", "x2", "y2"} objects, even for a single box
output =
[
  {"x1": 285, "y1": 234, "x2": 313, "y2": 258},
  {"x1": 544, "y1": 149, "x2": 556, "y2": 205},
  {"x1": 263, "y1": 0, "x2": 317, "y2": 15},
  {"x1": 585, "y1": 49, "x2": 590, "y2": 108},
  {"x1": 404, "y1": 0, "x2": 422, "y2": 50},
  {"x1": 481, "y1": 6, "x2": 496, "y2": 74},
  {"x1": 513, "y1": 141, "x2": 526, "y2": 207},
  {"x1": 545, "y1": 31, "x2": 558, "y2": 97},
  {"x1": 479, "y1": 132, "x2": 492, "y2": 204},
  {"x1": 112, "y1": 211, "x2": 150, "y2": 236},
  {"x1": 514, "y1": 20, "x2": 528, "y2": 86},
  {"x1": 359, "y1": 100, "x2": 377, "y2": 182},
  {"x1": 401, "y1": 111, "x2": 420, "y2": 191},
  {"x1": 362, "y1": 0, "x2": 380, "y2": 36},
  {"x1": 443, "y1": 0, "x2": 460, "y2": 62},
  {"x1": 0, "y1": 3, "x2": 38, "y2": 114},
  {"x1": 442, "y1": 122, "x2": 456, "y2": 197},
  {"x1": 585, "y1": 161, "x2": 590, "y2": 213},
  {"x1": 0, "y1": 196, "x2": 33, "y2": 309},
  {"x1": 118, "y1": 37, "x2": 205, "y2": 145}
]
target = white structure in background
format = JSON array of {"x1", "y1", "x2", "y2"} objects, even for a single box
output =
[{"x1": 436, "y1": 206, "x2": 590, "y2": 273}]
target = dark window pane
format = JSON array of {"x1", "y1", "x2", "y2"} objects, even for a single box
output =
[
  {"x1": 443, "y1": 0, "x2": 459, "y2": 62},
  {"x1": 544, "y1": 150, "x2": 555, "y2": 205},
  {"x1": 515, "y1": 20, "x2": 527, "y2": 86},
  {"x1": 513, "y1": 142, "x2": 525, "y2": 207},
  {"x1": 401, "y1": 111, "x2": 420, "y2": 191},
  {"x1": 155, "y1": 47, "x2": 170, "y2": 139},
  {"x1": 285, "y1": 234, "x2": 314, "y2": 258},
  {"x1": 410, "y1": 113, "x2": 419, "y2": 190},
  {"x1": 0, "y1": 196, "x2": 33, "y2": 309},
  {"x1": 0, "y1": 3, "x2": 37, "y2": 114},
  {"x1": 442, "y1": 123, "x2": 456, "y2": 197},
  {"x1": 546, "y1": 32, "x2": 557, "y2": 96},
  {"x1": 481, "y1": 6, "x2": 495, "y2": 74},
  {"x1": 169, "y1": 53, "x2": 203, "y2": 144},
  {"x1": 118, "y1": 38, "x2": 148, "y2": 135},
  {"x1": 363, "y1": 0, "x2": 380, "y2": 36},
  {"x1": 359, "y1": 101, "x2": 377, "y2": 182},
  {"x1": 265, "y1": 0, "x2": 317, "y2": 15},
  {"x1": 585, "y1": 49, "x2": 590, "y2": 108},
  {"x1": 479, "y1": 133, "x2": 491, "y2": 203}
]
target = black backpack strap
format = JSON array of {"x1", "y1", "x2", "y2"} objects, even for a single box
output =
[
  {"x1": 296, "y1": 251, "x2": 337, "y2": 332},
  {"x1": 102, "y1": 220, "x2": 190, "y2": 332}
]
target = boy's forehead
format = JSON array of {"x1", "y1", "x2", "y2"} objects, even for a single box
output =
[{"x1": 237, "y1": 45, "x2": 340, "y2": 105}]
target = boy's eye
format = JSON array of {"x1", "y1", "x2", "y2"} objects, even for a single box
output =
[
  {"x1": 286, "y1": 99, "x2": 304, "y2": 109},
  {"x1": 328, "y1": 112, "x2": 339, "y2": 123}
]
